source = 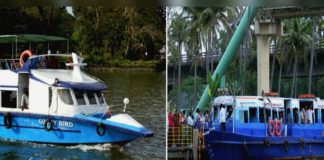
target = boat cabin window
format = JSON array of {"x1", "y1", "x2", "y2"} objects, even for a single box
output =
[
  {"x1": 314, "y1": 109, "x2": 318, "y2": 123},
  {"x1": 238, "y1": 110, "x2": 246, "y2": 123},
  {"x1": 74, "y1": 90, "x2": 86, "y2": 105},
  {"x1": 1, "y1": 91, "x2": 17, "y2": 108},
  {"x1": 292, "y1": 108, "x2": 299, "y2": 124},
  {"x1": 227, "y1": 105, "x2": 233, "y2": 119},
  {"x1": 249, "y1": 108, "x2": 258, "y2": 123},
  {"x1": 259, "y1": 108, "x2": 265, "y2": 123},
  {"x1": 244, "y1": 110, "x2": 248, "y2": 123},
  {"x1": 321, "y1": 109, "x2": 324, "y2": 123},
  {"x1": 265, "y1": 108, "x2": 271, "y2": 121},
  {"x1": 272, "y1": 109, "x2": 278, "y2": 120},
  {"x1": 279, "y1": 111, "x2": 284, "y2": 122},
  {"x1": 96, "y1": 91, "x2": 105, "y2": 104},
  {"x1": 286, "y1": 108, "x2": 291, "y2": 124},
  {"x1": 58, "y1": 89, "x2": 73, "y2": 105},
  {"x1": 86, "y1": 91, "x2": 97, "y2": 105}
]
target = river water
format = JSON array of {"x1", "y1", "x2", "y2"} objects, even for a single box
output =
[{"x1": 0, "y1": 70, "x2": 166, "y2": 160}]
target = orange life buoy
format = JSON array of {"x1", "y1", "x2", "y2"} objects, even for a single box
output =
[
  {"x1": 19, "y1": 50, "x2": 33, "y2": 67},
  {"x1": 275, "y1": 120, "x2": 282, "y2": 136},
  {"x1": 268, "y1": 119, "x2": 275, "y2": 136}
]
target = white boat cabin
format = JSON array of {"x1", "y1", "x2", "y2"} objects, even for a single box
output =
[
  {"x1": 212, "y1": 95, "x2": 324, "y2": 125},
  {"x1": 0, "y1": 53, "x2": 108, "y2": 116}
]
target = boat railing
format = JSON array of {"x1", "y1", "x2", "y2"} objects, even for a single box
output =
[
  {"x1": 0, "y1": 59, "x2": 20, "y2": 70},
  {"x1": 168, "y1": 126, "x2": 193, "y2": 148}
]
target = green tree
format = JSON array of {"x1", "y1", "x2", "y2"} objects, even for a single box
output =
[
  {"x1": 72, "y1": 7, "x2": 165, "y2": 64},
  {"x1": 168, "y1": 12, "x2": 188, "y2": 110},
  {"x1": 281, "y1": 18, "x2": 311, "y2": 97}
]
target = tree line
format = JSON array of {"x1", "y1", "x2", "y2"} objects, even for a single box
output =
[{"x1": 0, "y1": 7, "x2": 166, "y2": 67}]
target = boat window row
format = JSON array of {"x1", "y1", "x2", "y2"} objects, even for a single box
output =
[
  {"x1": 237, "y1": 107, "x2": 284, "y2": 124},
  {"x1": 234, "y1": 106, "x2": 324, "y2": 125},
  {"x1": 286, "y1": 106, "x2": 324, "y2": 125},
  {"x1": 213, "y1": 103, "x2": 324, "y2": 124},
  {"x1": 58, "y1": 89, "x2": 105, "y2": 106}
]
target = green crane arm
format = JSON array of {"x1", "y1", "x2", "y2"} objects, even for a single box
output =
[{"x1": 196, "y1": 7, "x2": 256, "y2": 110}]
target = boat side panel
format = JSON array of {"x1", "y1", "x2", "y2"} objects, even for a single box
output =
[
  {"x1": 205, "y1": 130, "x2": 324, "y2": 159},
  {"x1": 0, "y1": 112, "x2": 139, "y2": 144}
]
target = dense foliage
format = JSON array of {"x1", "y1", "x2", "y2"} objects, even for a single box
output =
[{"x1": 0, "y1": 7, "x2": 166, "y2": 67}]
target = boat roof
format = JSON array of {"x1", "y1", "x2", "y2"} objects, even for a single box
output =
[
  {"x1": 213, "y1": 95, "x2": 324, "y2": 109},
  {"x1": 0, "y1": 34, "x2": 68, "y2": 43},
  {"x1": 212, "y1": 96, "x2": 285, "y2": 108},
  {"x1": 30, "y1": 69, "x2": 107, "y2": 90}
]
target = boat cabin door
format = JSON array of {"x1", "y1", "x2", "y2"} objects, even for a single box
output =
[{"x1": 18, "y1": 73, "x2": 29, "y2": 110}]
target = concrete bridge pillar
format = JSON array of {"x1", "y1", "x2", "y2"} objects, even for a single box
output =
[{"x1": 255, "y1": 19, "x2": 282, "y2": 95}]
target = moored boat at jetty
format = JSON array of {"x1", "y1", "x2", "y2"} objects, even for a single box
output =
[
  {"x1": 204, "y1": 94, "x2": 324, "y2": 159},
  {"x1": 0, "y1": 45, "x2": 153, "y2": 144}
]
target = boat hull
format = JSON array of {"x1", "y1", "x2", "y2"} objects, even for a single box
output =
[
  {"x1": 205, "y1": 130, "x2": 324, "y2": 160},
  {"x1": 0, "y1": 112, "x2": 152, "y2": 145}
]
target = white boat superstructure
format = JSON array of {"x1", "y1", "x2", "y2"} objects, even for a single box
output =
[
  {"x1": 0, "y1": 53, "x2": 108, "y2": 116},
  {"x1": 0, "y1": 50, "x2": 153, "y2": 144}
]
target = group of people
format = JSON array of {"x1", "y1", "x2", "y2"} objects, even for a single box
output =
[
  {"x1": 168, "y1": 109, "x2": 211, "y2": 130},
  {"x1": 168, "y1": 109, "x2": 211, "y2": 146},
  {"x1": 168, "y1": 110, "x2": 188, "y2": 128}
]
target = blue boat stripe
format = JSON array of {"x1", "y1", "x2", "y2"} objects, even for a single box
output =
[{"x1": 0, "y1": 124, "x2": 81, "y2": 133}]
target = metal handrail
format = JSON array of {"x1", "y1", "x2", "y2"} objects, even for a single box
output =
[{"x1": 168, "y1": 126, "x2": 193, "y2": 147}]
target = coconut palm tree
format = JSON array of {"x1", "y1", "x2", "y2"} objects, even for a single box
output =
[
  {"x1": 275, "y1": 37, "x2": 289, "y2": 95},
  {"x1": 183, "y1": 7, "x2": 239, "y2": 84},
  {"x1": 184, "y1": 31, "x2": 202, "y2": 100},
  {"x1": 169, "y1": 12, "x2": 189, "y2": 110},
  {"x1": 308, "y1": 17, "x2": 318, "y2": 94},
  {"x1": 281, "y1": 18, "x2": 311, "y2": 97},
  {"x1": 168, "y1": 38, "x2": 179, "y2": 90}
]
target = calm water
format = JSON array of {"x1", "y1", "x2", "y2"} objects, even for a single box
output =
[{"x1": 0, "y1": 70, "x2": 166, "y2": 160}]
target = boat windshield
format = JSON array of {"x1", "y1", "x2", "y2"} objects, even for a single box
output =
[
  {"x1": 96, "y1": 91, "x2": 105, "y2": 104},
  {"x1": 74, "y1": 90, "x2": 86, "y2": 105},
  {"x1": 28, "y1": 55, "x2": 73, "y2": 70},
  {"x1": 87, "y1": 91, "x2": 97, "y2": 105},
  {"x1": 58, "y1": 89, "x2": 73, "y2": 105},
  {"x1": 73, "y1": 89, "x2": 105, "y2": 106}
]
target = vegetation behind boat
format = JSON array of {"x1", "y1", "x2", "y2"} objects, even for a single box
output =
[{"x1": 0, "y1": 7, "x2": 165, "y2": 71}]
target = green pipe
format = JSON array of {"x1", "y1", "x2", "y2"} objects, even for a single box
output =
[
  {"x1": 196, "y1": 7, "x2": 256, "y2": 110},
  {"x1": 220, "y1": 75, "x2": 225, "y2": 88}
]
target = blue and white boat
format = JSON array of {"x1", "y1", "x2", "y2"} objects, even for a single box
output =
[
  {"x1": 204, "y1": 94, "x2": 324, "y2": 159},
  {"x1": 0, "y1": 50, "x2": 153, "y2": 145}
]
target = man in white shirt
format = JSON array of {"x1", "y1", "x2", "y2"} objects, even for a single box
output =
[
  {"x1": 21, "y1": 88, "x2": 29, "y2": 110},
  {"x1": 187, "y1": 112, "x2": 194, "y2": 126},
  {"x1": 219, "y1": 105, "x2": 227, "y2": 132},
  {"x1": 307, "y1": 107, "x2": 313, "y2": 124}
]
